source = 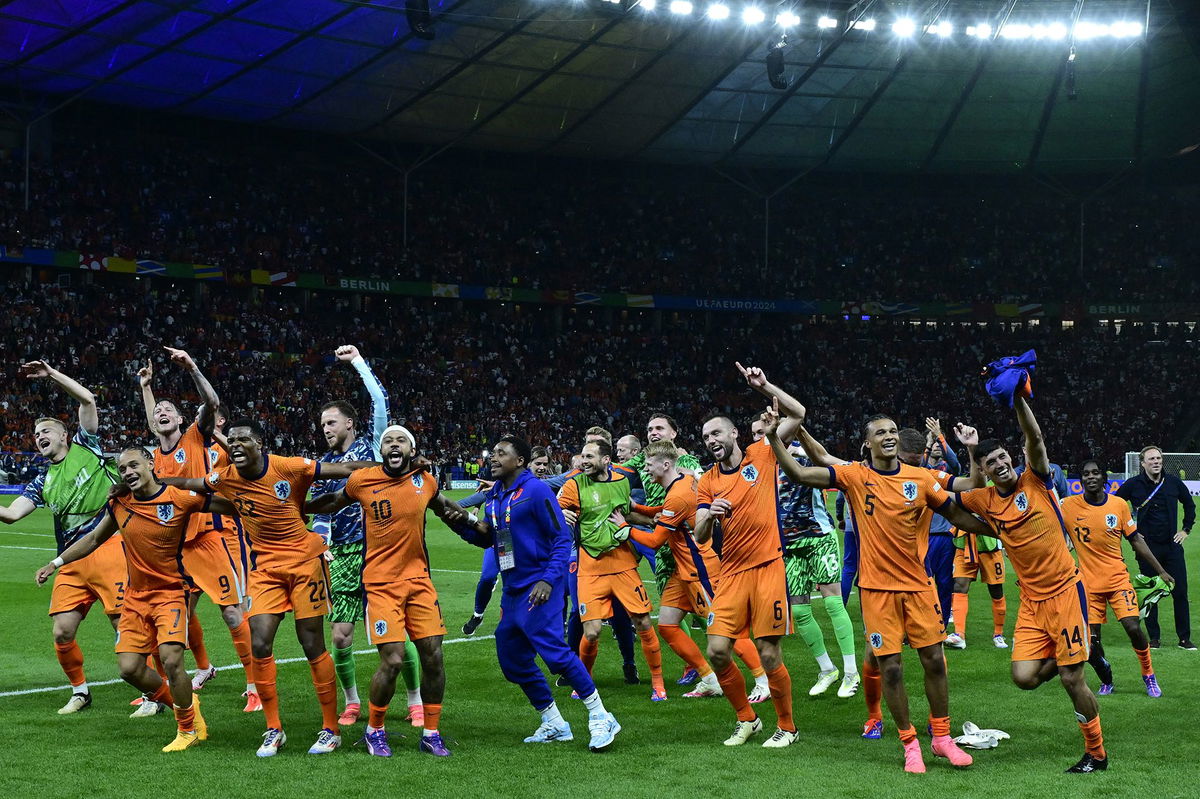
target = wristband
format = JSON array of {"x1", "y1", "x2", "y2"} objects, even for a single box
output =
[
  {"x1": 52, "y1": 556, "x2": 64, "y2": 568},
  {"x1": 467, "y1": 513, "x2": 479, "y2": 526}
]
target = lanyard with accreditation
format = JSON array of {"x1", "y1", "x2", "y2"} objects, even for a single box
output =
[{"x1": 489, "y1": 487, "x2": 524, "y2": 571}]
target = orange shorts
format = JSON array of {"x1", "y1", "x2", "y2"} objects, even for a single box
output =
[
  {"x1": 115, "y1": 588, "x2": 190, "y2": 654},
  {"x1": 49, "y1": 534, "x2": 127, "y2": 617},
  {"x1": 708, "y1": 559, "x2": 790, "y2": 640},
  {"x1": 660, "y1": 576, "x2": 713, "y2": 617},
  {"x1": 1012, "y1": 580, "x2": 1090, "y2": 666},
  {"x1": 578, "y1": 569, "x2": 653, "y2": 622},
  {"x1": 246, "y1": 558, "x2": 330, "y2": 620},
  {"x1": 364, "y1": 578, "x2": 446, "y2": 645},
  {"x1": 182, "y1": 530, "x2": 241, "y2": 606},
  {"x1": 954, "y1": 547, "x2": 1006, "y2": 585},
  {"x1": 1087, "y1": 579, "x2": 1139, "y2": 624},
  {"x1": 218, "y1": 519, "x2": 248, "y2": 598},
  {"x1": 860, "y1": 587, "x2": 945, "y2": 656}
]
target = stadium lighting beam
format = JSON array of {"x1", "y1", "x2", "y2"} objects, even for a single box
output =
[
  {"x1": 892, "y1": 18, "x2": 916, "y2": 36},
  {"x1": 851, "y1": 18, "x2": 876, "y2": 31},
  {"x1": 1111, "y1": 21, "x2": 1143, "y2": 37},
  {"x1": 967, "y1": 23, "x2": 992, "y2": 39},
  {"x1": 1001, "y1": 23, "x2": 1031, "y2": 39},
  {"x1": 668, "y1": 0, "x2": 692, "y2": 14},
  {"x1": 706, "y1": 3, "x2": 729, "y2": 19},
  {"x1": 742, "y1": 6, "x2": 766, "y2": 25},
  {"x1": 926, "y1": 21, "x2": 953, "y2": 37},
  {"x1": 639, "y1": 0, "x2": 656, "y2": 9},
  {"x1": 776, "y1": 11, "x2": 800, "y2": 28},
  {"x1": 817, "y1": 15, "x2": 837, "y2": 29},
  {"x1": 1046, "y1": 22, "x2": 1067, "y2": 40}
]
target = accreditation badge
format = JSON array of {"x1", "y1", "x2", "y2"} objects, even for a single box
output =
[{"x1": 496, "y1": 527, "x2": 516, "y2": 571}]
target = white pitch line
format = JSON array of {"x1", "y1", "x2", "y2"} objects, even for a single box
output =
[
  {"x1": 0, "y1": 530, "x2": 54, "y2": 538},
  {"x1": 0, "y1": 544, "x2": 56, "y2": 552},
  {"x1": 0, "y1": 634, "x2": 497, "y2": 698}
]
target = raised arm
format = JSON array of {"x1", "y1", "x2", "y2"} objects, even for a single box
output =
[
  {"x1": 337, "y1": 345, "x2": 389, "y2": 456},
  {"x1": 762, "y1": 399, "x2": 833, "y2": 488},
  {"x1": 1014, "y1": 396, "x2": 1049, "y2": 477},
  {"x1": 317, "y1": 460, "x2": 376, "y2": 480},
  {"x1": 164, "y1": 347, "x2": 219, "y2": 430},
  {"x1": 20, "y1": 360, "x2": 98, "y2": 435},
  {"x1": 0, "y1": 496, "x2": 38, "y2": 524},
  {"x1": 305, "y1": 489, "x2": 355, "y2": 516},
  {"x1": 160, "y1": 476, "x2": 210, "y2": 493},
  {"x1": 795, "y1": 424, "x2": 846, "y2": 468},
  {"x1": 138, "y1": 360, "x2": 157, "y2": 431},
  {"x1": 938, "y1": 501, "x2": 994, "y2": 538},
  {"x1": 35, "y1": 512, "x2": 119, "y2": 584},
  {"x1": 945, "y1": 423, "x2": 985, "y2": 491},
  {"x1": 735, "y1": 362, "x2": 804, "y2": 444}
]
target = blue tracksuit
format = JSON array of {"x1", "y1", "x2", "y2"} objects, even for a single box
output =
[
  {"x1": 454, "y1": 469, "x2": 596, "y2": 709},
  {"x1": 923, "y1": 446, "x2": 963, "y2": 624}
]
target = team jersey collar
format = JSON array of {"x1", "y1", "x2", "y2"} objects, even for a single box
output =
[
  {"x1": 1083, "y1": 494, "x2": 1109, "y2": 507},
  {"x1": 664, "y1": 473, "x2": 686, "y2": 492},
  {"x1": 133, "y1": 483, "x2": 169, "y2": 502},
  {"x1": 243, "y1": 453, "x2": 270, "y2": 481},
  {"x1": 866, "y1": 459, "x2": 901, "y2": 476},
  {"x1": 718, "y1": 447, "x2": 746, "y2": 474}
]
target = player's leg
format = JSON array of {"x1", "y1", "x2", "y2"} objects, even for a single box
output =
[
  {"x1": 249, "y1": 611, "x2": 287, "y2": 740},
  {"x1": 748, "y1": 561, "x2": 797, "y2": 746},
  {"x1": 364, "y1": 641, "x2": 406, "y2": 757},
  {"x1": 614, "y1": 571, "x2": 662, "y2": 698},
  {"x1": 861, "y1": 650, "x2": 884, "y2": 738},
  {"x1": 1060, "y1": 662, "x2": 1106, "y2": 771},
  {"x1": 326, "y1": 542, "x2": 364, "y2": 723},
  {"x1": 118, "y1": 652, "x2": 174, "y2": 708},
  {"x1": 1115, "y1": 590, "x2": 1159, "y2": 695},
  {"x1": 840, "y1": 526, "x2": 858, "y2": 605},
  {"x1": 157, "y1": 639, "x2": 207, "y2": 751},
  {"x1": 400, "y1": 639, "x2": 424, "y2": 726},
  {"x1": 404, "y1": 579, "x2": 449, "y2": 754},
  {"x1": 915, "y1": 640, "x2": 972, "y2": 767},
  {"x1": 815, "y1": 583, "x2": 858, "y2": 695},
  {"x1": 296, "y1": 614, "x2": 341, "y2": 750},
  {"x1": 754, "y1": 634, "x2": 797, "y2": 746},
  {"x1": 925, "y1": 536, "x2": 955, "y2": 628},
  {"x1": 577, "y1": 574, "x2": 610, "y2": 674},
  {"x1": 185, "y1": 590, "x2": 214, "y2": 681},
  {"x1": 660, "y1": 582, "x2": 722, "y2": 697},
  {"x1": 1086, "y1": 619, "x2": 1114, "y2": 692},
  {"x1": 463, "y1": 547, "x2": 499, "y2": 635},
  {"x1": 51, "y1": 608, "x2": 91, "y2": 713},
  {"x1": 946, "y1": 575, "x2": 971, "y2": 648},
  {"x1": 986, "y1": 578, "x2": 1008, "y2": 647}
]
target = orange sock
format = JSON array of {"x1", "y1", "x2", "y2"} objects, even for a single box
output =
[
  {"x1": 174, "y1": 703, "x2": 196, "y2": 733},
  {"x1": 637, "y1": 628, "x2": 665, "y2": 693},
  {"x1": 1134, "y1": 645, "x2": 1154, "y2": 676},
  {"x1": 715, "y1": 662, "x2": 755, "y2": 722},
  {"x1": 308, "y1": 651, "x2": 340, "y2": 733},
  {"x1": 930, "y1": 715, "x2": 950, "y2": 737},
  {"x1": 733, "y1": 638, "x2": 765, "y2": 677},
  {"x1": 898, "y1": 725, "x2": 918, "y2": 744},
  {"x1": 252, "y1": 655, "x2": 282, "y2": 730},
  {"x1": 1079, "y1": 715, "x2": 1106, "y2": 759},
  {"x1": 952, "y1": 592, "x2": 968, "y2": 636},
  {"x1": 579, "y1": 638, "x2": 599, "y2": 674},
  {"x1": 766, "y1": 664, "x2": 795, "y2": 732},
  {"x1": 423, "y1": 703, "x2": 442, "y2": 732},
  {"x1": 149, "y1": 680, "x2": 173, "y2": 705},
  {"x1": 658, "y1": 624, "x2": 712, "y2": 677},
  {"x1": 188, "y1": 611, "x2": 211, "y2": 670},
  {"x1": 991, "y1": 597, "x2": 1007, "y2": 636},
  {"x1": 863, "y1": 658, "x2": 883, "y2": 721},
  {"x1": 368, "y1": 702, "x2": 388, "y2": 729},
  {"x1": 54, "y1": 641, "x2": 86, "y2": 687},
  {"x1": 230, "y1": 619, "x2": 254, "y2": 684}
]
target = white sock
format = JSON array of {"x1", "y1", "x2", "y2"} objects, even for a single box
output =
[
  {"x1": 540, "y1": 701, "x2": 565, "y2": 725},
  {"x1": 701, "y1": 672, "x2": 721, "y2": 688},
  {"x1": 581, "y1": 690, "x2": 607, "y2": 718},
  {"x1": 422, "y1": 728, "x2": 438, "y2": 738},
  {"x1": 406, "y1": 689, "x2": 421, "y2": 706},
  {"x1": 74, "y1": 681, "x2": 89, "y2": 694},
  {"x1": 366, "y1": 724, "x2": 383, "y2": 734},
  {"x1": 343, "y1": 685, "x2": 360, "y2": 704},
  {"x1": 471, "y1": 611, "x2": 484, "y2": 620},
  {"x1": 246, "y1": 682, "x2": 257, "y2": 692},
  {"x1": 755, "y1": 673, "x2": 769, "y2": 688},
  {"x1": 843, "y1": 655, "x2": 859, "y2": 675},
  {"x1": 816, "y1": 653, "x2": 835, "y2": 672}
]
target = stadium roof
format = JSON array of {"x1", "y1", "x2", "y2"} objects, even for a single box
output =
[{"x1": 2, "y1": 0, "x2": 1199, "y2": 174}]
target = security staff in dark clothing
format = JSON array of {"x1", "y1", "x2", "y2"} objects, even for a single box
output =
[{"x1": 1116, "y1": 446, "x2": 1196, "y2": 650}]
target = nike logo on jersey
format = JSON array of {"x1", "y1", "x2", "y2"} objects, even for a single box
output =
[{"x1": 372, "y1": 487, "x2": 388, "y2": 494}]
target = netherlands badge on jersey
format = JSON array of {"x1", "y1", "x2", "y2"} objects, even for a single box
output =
[
  {"x1": 374, "y1": 620, "x2": 387, "y2": 636},
  {"x1": 1014, "y1": 492, "x2": 1029, "y2": 512},
  {"x1": 741, "y1": 464, "x2": 759, "y2": 483},
  {"x1": 902, "y1": 481, "x2": 918, "y2": 501},
  {"x1": 174, "y1": 449, "x2": 186, "y2": 465},
  {"x1": 274, "y1": 480, "x2": 291, "y2": 500},
  {"x1": 413, "y1": 473, "x2": 424, "y2": 489},
  {"x1": 157, "y1": 504, "x2": 175, "y2": 523},
  {"x1": 1105, "y1": 513, "x2": 1118, "y2": 530}
]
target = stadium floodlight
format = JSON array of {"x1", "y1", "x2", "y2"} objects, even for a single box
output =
[
  {"x1": 1045, "y1": 22, "x2": 1067, "y2": 40},
  {"x1": 742, "y1": 6, "x2": 766, "y2": 24},
  {"x1": 776, "y1": 11, "x2": 800, "y2": 28},
  {"x1": 926, "y1": 21, "x2": 953, "y2": 37},
  {"x1": 1111, "y1": 21, "x2": 1143, "y2": 37},
  {"x1": 706, "y1": 3, "x2": 729, "y2": 19},
  {"x1": 639, "y1": 0, "x2": 656, "y2": 9},
  {"x1": 1001, "y1": 23, "x2": 1031, "y2": 39},
  {"x1": 967, "y1": 22, "x2": 992, "y2": 38},
  {"x1": 892, "y1": 18, "x2": 916, "y2": 36},
  {"x1": 1073, "y1": 21, "x2": 1105, "y2": 39},
  {"x1": 851, "y1": 18, "x2": 876, "y2": 31},
  {"x1": 668, "y1": 0, "x2": 692, "y2": 14},
  {"x1": 817, "y1": 15, "x2": 838, "y2": 28}
]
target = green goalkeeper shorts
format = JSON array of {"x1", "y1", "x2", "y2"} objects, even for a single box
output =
[
  {"x1": 784, "y1": 534, "x2": 841, "y2": 598},
  {"x1": 328, "y1": 542, "x2": 365, "y2": 624}
]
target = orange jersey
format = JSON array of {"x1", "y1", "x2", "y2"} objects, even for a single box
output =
[
  {"x1": 108, "y1": 486, "x2": 211, "y2": 591},
  {"x1": 558, "y1": 474, "x2": 639, "y2": 577},
  {"x1": 155, "y1": 423, "x2": 224, "y2": 541},
  {"x1": 1061, "y1": 493, "x2": 1138, "y2": 594},
  {"x1": 204, "y1": 454, "x2": 325, "y2": 571},
  {"x1": 651, "y1": 475, "x2": 720, "y2": 585},
  {"x1": 959, "y1": 468, "x2": 1079, "y2": 601},
  {"x1": 830, "y1": 461, "x2": 951, "y2": 591},
  {"x1": 345, "y1": 466, "x2": 438, "y2": 584},
  {"x1": 697, "y1": 439, "x2": 783, "y2": 577}
]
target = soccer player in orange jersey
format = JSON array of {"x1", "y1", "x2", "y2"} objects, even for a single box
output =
[
  {"x1": 763, "y1": 400, "x2": 988, "y2": 772},
  {"x1": 961, "y1": 396, "x2": 1108, "y2": 773},
  {"x1": 35, "y1": 448, "x2": 241, "y2": 751},
  {"x1": 138, "y1": 348, "x2": 256, "y2": 709},
  {"x1": 306, "y1": 425, "x2": 462, "y2": 757},
  {"x1": 692, "y1": 362, "x2": 811, "y2": 749},
  {"x1": 163, "y1": 419, "x2": 371, "y2": 757},
  {"x1": 1062, "y1": 460, "x2": 1174, "y2": 697}
]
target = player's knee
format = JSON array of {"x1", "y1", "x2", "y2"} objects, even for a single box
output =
[
  {"x1": 879, "y1": 658, "x2": 904, "y2": 685},
  {"x1": 251, "y1": 642, "x2": 273, "y2": 659},
  {"x1": 118, "y1": 659, "x2": 142, "y2": 681},
  {"x1": 52, "y1": 629, "x2": 75, "y2": 645},
  {"x1": 332, "y1": 629, "x2": 353, "y2": 649},
  {"x1": 379, "y1": 650, "x2": 405, "y2": 676},
  {"x1": 1011, "y1": 670, "x2": 1040, "y2": 690},
  {"x1": 632, "y1": 614, "x2": 653, "y2": 632},
  {"x1": 221, "y1": 605, "x2": 242, "y2": 627},
  {"x1": 583, "y1": 628, "x2": 600, "y2": 643},
  {"x1": 707, "y1": 646, "x2": 730, "y2": 669},
  {"x1": 952, "y1": 579, "x2": 970, "y2": 593}
]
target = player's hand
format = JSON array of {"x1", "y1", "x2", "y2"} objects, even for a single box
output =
[
  {"x1": 735, "y1": 361, "x2": 768, "y2": 391},
  {"x1": 18, "y1": 360, "x2": 51, "y2": 380},
  {"x1": 760, "y1": 397, "x2": 782, "y2": 437},
  {"x1": 608, "y1": 508, "x2": 626, "y2": 528},
  {"x1": 561, "y1": 509, "x2": 578, "y2": 527},
  {"x1": 527, "y1": 580, "x2": 552, "y2": 608},
  {"x1": 163, "y1": 346, "x2": 197, "y2": 371},
  {"x1": 709, "y1": 498, "x2": 732, "y2": 519},
  {"x1": 137, "y1": 360, "x2": 154, "y2": 387},
  {"x1": 1174, "y1": 530, "x2": 1189, "y2": 545},
  {"x1": 322, "y1": 549, "x2": 334, "y2": 562},
  {"x1": 1161, "y1": 572, "x2": 1176, "y2": 586},
  {"x1": 925, "y1": 417, "x2": 944, "y2": 440},
  {"x1": 953, "y1": 423, "x2": 979, "y2": 448},
  {"x1": 35, "y1": 563, "x2": 56, "y2": 585},
  {"x1": 335, "y1": 345, "x2": 361, "y2": 362},
  {"x1": 107, "y1": 482, "x2": 131, "y2": 499},
  {"x1": 477, "y1": 479, "x2": 495, "y2": 491}
]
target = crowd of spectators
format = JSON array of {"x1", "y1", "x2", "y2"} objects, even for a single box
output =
[
  {"x1": 1, "y1": 272, "x2": 1196, "y2": 482},
  {"x1": 0, "y1": 112, "x2": 1197, "y2": 303}
]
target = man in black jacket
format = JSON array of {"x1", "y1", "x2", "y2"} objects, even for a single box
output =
[{"x1": 1116, "y1": 446, "x2": 1196, "y2": 650}]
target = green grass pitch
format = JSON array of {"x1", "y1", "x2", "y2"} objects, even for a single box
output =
[{"x1": 1, "y1": 493, "x2": 1195, "y2": 798}]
